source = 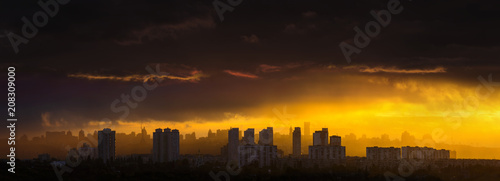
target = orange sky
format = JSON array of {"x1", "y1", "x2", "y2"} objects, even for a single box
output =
[{"x1": 43, "y1": 70, "x2": 500, "y2": 151}]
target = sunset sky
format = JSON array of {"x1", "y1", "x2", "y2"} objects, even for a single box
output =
[{"x1": 1, "y1": 0, "x2": 500, "y2": 152}]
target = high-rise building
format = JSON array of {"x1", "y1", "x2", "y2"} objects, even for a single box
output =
[
  {"x1": 321, "y1": 128, "x2": 328, "y2": 145},
  {"x1": 228, "y1": 128, "x2": 240, "y2": 163},
  {"x1": 243, "y1": 128, "x2": 255, "y2": 145},
  {"x1": 98, "y1": 128, "x2": 115, "y2": 163},
  {"x1": 309, "y1": 129, "x2": 345, "y2": 161},
  {"x1": 304, "y1": 122, "x2": 310, "y2": 136},
  {"x1": 140, "y1": 127, "x2": 148, "y2": 143},
  {"x1": 152, "y1": 128, "x2": 162, "y2": 162},
  {"x1": 258, "y1": 127, "x2": 273, "y2": 145},
  {"x1": 330, "y1": 136, "x2": 341, "y2": 146},
  {"x1": 313, "y1": 128, "x2": 328, "y2": 146},
  {"x1": 313, "y1": 132, "x2": 321, "y2": 146},
  {"x1": 169, "y1": 129, "x2": 180, "y2": 162},
  {"x1": 293, "y1": 127, "x2": 301, "y2": 157},
  {"x1": 236, "y1": 127, "x2": 278, "y2": 167},
  {"x1": 152, "y1": 128, "x2": 180, "y2": 163}
]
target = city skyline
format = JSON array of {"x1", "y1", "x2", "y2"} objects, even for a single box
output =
[
  {"x1": 2, "y1": 0, "x2": 500, "y2": 180},
  {"x1": 4, "y1": 123, "x2": 500, "y2": 160}
]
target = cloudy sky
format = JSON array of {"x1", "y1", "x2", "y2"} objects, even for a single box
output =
[{"x1": 1, "y1": 0, "x2": 500, "y2": 150}]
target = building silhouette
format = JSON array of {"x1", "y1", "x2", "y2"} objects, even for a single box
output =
[
  {"x1": 366, "y1": 147, "x2": 401, "y2": 160},
  {"x1": 313, "y1": 128, "x2": 329, "y2": 146},
  {"x1": 98, "y1": 128, "x2": 115, "y2": 163},
  {"x1": 330, "y1": 135, "x2": 341, "y2": 146},
  {"x1": 139, "y1": 127, "x2": 148, "y2": 143},
  {"x1": 309, "y1": 128, "x2": 345, "y2": 161},
  {"x1": 258, "y1": 127, "x2": 273, "y2": 145},
  {"x1": 152, "y1": 128, "x2": 180, "y2": 163},
  {"x1": 402, "y1": 146, "x2": 450, "y2": 160},
  {"x1": 293, "y1": 127, "x2": 301, "y2": 157},
  {"x1": 238, "y1": 127, "x2": 278, "y2": 167},
  {"x1": 365, "y1": 146, "x2": 451, "y2": 161},
  {"x1": 243, "y1": 128, "x2": 255, "y2": 145},
  {"x1": 208, "y1": 129, "x2": 216, "y2": 138},
  {"x1": 228, "y1": 128, "x2": 240, "y2": 163},
  {"x1": 78, "y1": 129, "x2": 85, "y2": 141}
]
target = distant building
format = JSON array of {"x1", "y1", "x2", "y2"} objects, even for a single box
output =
[
  {"x1": 46, "y1": 131, "x2": 77, "y2": 146},
  {"x1": 304, "y1": 122, "x2": 310, "y2": 136},
  {"x1": 366, "y1": 147, "x2": 401, "y2": 160},
  {"x1": 216, "y1": 129, "x2": 229, "y2": 140},
  {"x1": 228, "y1": 128, "x2": 240, "y2": 163},
  {"x1": 208, "y1": 129, "x2": 216, "y2": 138},
  {"x1": 293, "y1": 127, "x2": 301, "y2": 157},
  {"x1": 98, "y1": 128, "x2": 116, "y2": 163},
  {"x1": 139, "y1": 127, "x2": 148, "y2": 143},
  {"x1": 184, "y1": 132, "x2": 196, "y2": 141},
  {"x1": 401, "y1": 146, "x2": 450, "y2": 160},
  {"x1": 78, "y1": 130, "x2": 85, "y2": 141},
  {"x1": 450, "y1": 150, "x2": 457, "y2": 159},
  {"x1": 258, "y1": 127, "x2": 273, "y2": 146},
  {"x1": 152, "y1": 128, "x2": 180, "y2": 163}
]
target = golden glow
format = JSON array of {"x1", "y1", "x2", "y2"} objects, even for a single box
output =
[{"x1": 43, "y1": 71, "x2": 500, "y2": 159}]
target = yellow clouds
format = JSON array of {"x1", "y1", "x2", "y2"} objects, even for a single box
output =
[
  {"x1": 68, "y1": 74, "x2": 147, "y2": 82},
  {"x1": 344, "y1": 65, "x2": 446, "y2": 74},
  {"x1": 223, "y1": 70, "x2": 259, "y2": 79},
  {"x1": 68, "y1": 70, "x2": 206, "y2": 83}
]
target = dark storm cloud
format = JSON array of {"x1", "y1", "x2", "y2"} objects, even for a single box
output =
[{"x1": 1, "y1": 0, "x2": 500, "y2": 136}]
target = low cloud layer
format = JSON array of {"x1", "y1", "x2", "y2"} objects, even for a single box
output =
[
  {"x1": 223, "y1": 70, "x2": 259, "y2": 79},
  {"x1": 345, "y1": 66, "x2": 447, "y2": 74}
]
